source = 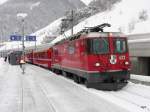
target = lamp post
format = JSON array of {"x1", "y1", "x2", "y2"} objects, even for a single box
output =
[
  {"x1": 21, "y1": 19, "x2": 25, "y2": 61},
  {"x1": 17, "y1": 13, "x2": 27, "y2": 74}
]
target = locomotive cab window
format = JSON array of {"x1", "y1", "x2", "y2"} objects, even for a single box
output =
[
  {"x1": 87, "y1": 38, "x2": 109, "y2": 54},
  {"x1": 113, "y1": 38, "x2": 127, "y2": 53}
]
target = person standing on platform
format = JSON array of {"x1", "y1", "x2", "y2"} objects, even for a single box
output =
[{"x1": 4, "y1": 56, "x2": 7, "y2": 62}]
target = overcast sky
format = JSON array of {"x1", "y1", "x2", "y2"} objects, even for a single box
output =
[{"x1": 0, "y1": 0, "x2": 8, "y2": 5}]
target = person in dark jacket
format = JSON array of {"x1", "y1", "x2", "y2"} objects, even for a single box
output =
[
  {"x1": 4, "y1": 56, "x2": 7, "y2": 62},
  {"x1": 8, "y1": 56, "x2": 10, "y2": 63}
]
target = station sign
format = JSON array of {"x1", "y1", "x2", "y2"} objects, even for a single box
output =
[
  {"x1": 25, "y1": 36, "x2": 36, "y2": 41},
  {"x1": 10, "y1": 35, "x2": 22, "y2": 41},
  {"x1": 10, "y1": 35, "x2": 36, "y2": 41}
]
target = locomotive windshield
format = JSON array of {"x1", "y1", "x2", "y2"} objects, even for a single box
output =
[
  {"x1": 87, "y1": 38, "x2": 109, "y2": 54},
  {"x1": 113, "y1": 38, "x2": 127, "y2": 53}
]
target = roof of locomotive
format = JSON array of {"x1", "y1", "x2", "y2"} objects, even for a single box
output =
[
  {"x1": 25, "y1": 23, "x2": 126, "y2": 53},
  {"x1": 68, "y1": 32, "x2": 126, "y2": 41},
  {"x1": 84, "y1": 32, "x2": 125, "y2": 38},
  {"x1": 24, "y1": 31, "x2": 126, "y2": 53},
  {"x1": 53, "y1": 31, "x2": 126, "y2": 46}
]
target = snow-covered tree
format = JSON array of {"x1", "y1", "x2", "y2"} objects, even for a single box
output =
[{"x1": 139, "y1": 10, "x2": 148, "y2": 22}]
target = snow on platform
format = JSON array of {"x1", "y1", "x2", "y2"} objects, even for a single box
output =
[
  {"x1": 0, "y1": 58, "x2": 150, "y2": 112},
  {"x1": 131, "y1": 74, "x2": 150, "y2": 82}
]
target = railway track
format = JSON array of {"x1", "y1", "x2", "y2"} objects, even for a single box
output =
[
  {"x1": 109, "y1": 90, "x2": 150, "y2": 112},
  {"x1": 25, "y1": 64, "x2": 150, "y2": 112},
  {"x1": 86, "y1": 81, "x2": 150, "y2": 112},
  {"x1": 124, "y1": 82, "x2": 150, "y2": 99},
  {"x1": 21, "y1": 73, "x2": 57, "y2": 112},
  {"x1": 29, "y1": 64, "x2": 130, "y2": 112},
  {"x1": 35, "y1": 67, "x2": 150, "y2": 112},
  {"x1": 54, "y1": 73, "x2": 150, "y2": 112},
  {"x1": 36, "y1": 81, "x2": 57, "y2": 112}
]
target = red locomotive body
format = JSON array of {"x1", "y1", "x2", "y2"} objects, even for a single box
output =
[
  {"x1": 26, "y1": 23, "x2": 130, "y2": 90},
  {"x1": 51, "y1": 24, "x2": 130, "y2": 90}
]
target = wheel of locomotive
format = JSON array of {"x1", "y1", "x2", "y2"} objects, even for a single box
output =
[
  {"x1": 85, "y1": 79, "x2": 90, "y2": 88},
  {"x1": 73, "y1": 75, "x2": 80, "y2": 83},
  {"x1": 52, "y1": 69, "x2": 60, "y2": 74},
  {"x1": 56, "y1": 69, "x2": 61, "y2": 75},
  {"x1": 124, "y1": 79, "x2": 128, "y2": 83},
  {"x1": 51, "y1": 68, "x2": 55, "y2": 72},
  {"x1": 62, "y1": 71, "x2": 68, "y2": 77},
  {"x1": 78, "y1": 76, "x2": 82, "y2": 84}
]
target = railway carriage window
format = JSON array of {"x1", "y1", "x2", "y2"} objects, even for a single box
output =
[
  {"x1": 68, "y1": 45, "x2": 75, "y2": 54},
  {"x1": 54, "y1": 49, "x2": 58, "y2": 56},
  {"x1": 46, "y1": 53, "x2": 47, "y2": 58},
  {"x1": 113, "y1": 38, "x2": 127, "y2": 53},
  {"x1": 87, "y1": 38, "x2": 109, "y2": 54},
  {"x1": 53, "y1": 48, "x2": 58, "y2": 56}
]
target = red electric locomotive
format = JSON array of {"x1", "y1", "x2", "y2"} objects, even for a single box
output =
[{"x1": 51, "y1": 23, "x2": 130, "y2": 90}]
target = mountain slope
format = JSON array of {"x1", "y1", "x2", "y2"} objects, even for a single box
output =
[
  {"x1": 0, "y1": 0, "x2": 85, "y2": 41},
  {"x1": 46, "y1": 0, "x2": 150, "y2": 44},
  {"x1": 1, "y1": 0, "x2": 150, "y2": 51}
]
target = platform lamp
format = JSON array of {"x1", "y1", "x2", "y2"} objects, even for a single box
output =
[{"x1": 17, "y1": 13, "x2": 28, "y2": 74}]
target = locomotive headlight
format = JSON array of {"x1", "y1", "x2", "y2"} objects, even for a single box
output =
[
  {"x1": 125, "y1": 61, "x2": 129, "y2": 65},
  {"x1": 95, "y1": 63, "x2": 100, "y2": 67}
]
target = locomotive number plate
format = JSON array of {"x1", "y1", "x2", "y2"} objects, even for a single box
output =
[{"x1": 119, "y1": 55, "x2": 125, "y2": 60}]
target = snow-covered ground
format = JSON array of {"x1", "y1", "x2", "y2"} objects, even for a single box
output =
[
  {"x1": 131, "y1": 74, "x2": 150, "y2": 82},
  {"x1": 0, "y1": 58, "x2": 150, "y2": 112}
]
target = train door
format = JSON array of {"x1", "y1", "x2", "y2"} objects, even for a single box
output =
[{"x1": 148, "y1": 58, "x2": 150, "y2": 76}]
